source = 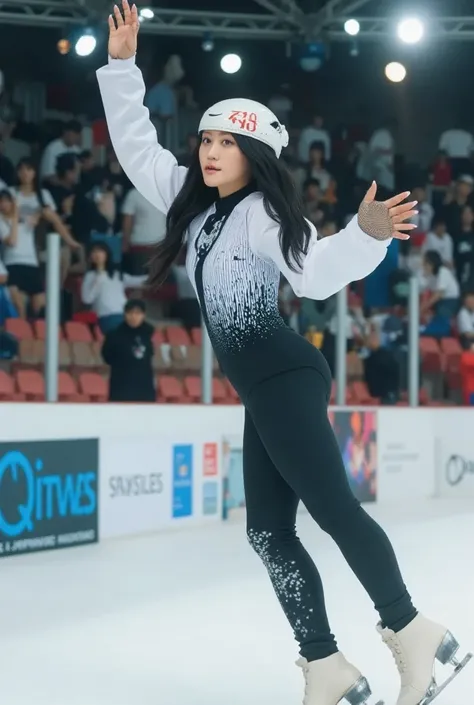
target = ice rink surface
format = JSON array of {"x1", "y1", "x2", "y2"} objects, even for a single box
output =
[{"x1": 1, "y1": 498, "x2": 473, "y2": 705}]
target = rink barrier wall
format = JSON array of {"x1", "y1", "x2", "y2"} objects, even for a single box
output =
[{"x1": 0, "y1": 404, "x2": 472, "y2": 558}]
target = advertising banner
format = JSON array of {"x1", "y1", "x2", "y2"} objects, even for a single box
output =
[
  {"x1": 0, "y1": 439, "x2": 98, "y2": 557},
  {"x1": 377, "y1": 409, "x2": 435, "y2": 502},
  {"x1": 435, "y1": 410, "x2": 474, "y2": 498},
  {"x1": 100, "y1": 438, "x2": 170, "y2": 539},
  {"x1": 172, "y1": 444, "x2": 193, "y2": 518},
  {"x1": 329, "y1": 410, "x2": 378, "y2": 503}
]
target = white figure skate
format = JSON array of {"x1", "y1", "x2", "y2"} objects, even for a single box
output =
[
  {"x1": 296, "y1": 652, "x2": 383, "y2": 705},
  {"x1": 377, "y1": 613, "x2": 472, "y2": 705}
]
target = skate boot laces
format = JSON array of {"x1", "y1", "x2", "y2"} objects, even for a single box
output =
[
  {"x1": 383, "y1": 633, "x2": 408, "y2": 674},
  {"x1": 296, "y1": 658, "x2": 311, "y2": 704}
]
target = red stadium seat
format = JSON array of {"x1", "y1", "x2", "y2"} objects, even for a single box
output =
[
  {"x1": 158, "y1": 375, "x2": 188, "y2": 403},
  {"x1": 420, "y1": 337, "x2": 442, "y2": 373},
  {"x1": 440, "y1": 337, "x2": 463, "y2": 373},
  {"x1": 65, "y1": 321, "x2": 93, "y2": 343},
  {"x1": 191, "y1": 327, "x2": 202, "y2": 346},
  {"x1": 166, "y1": 326, "x2": 191, "y2": 346},
  {"x1": 152, "y1": 328, "x2": 166, "y2": 345},
  {"x1": 0, "y1": 370, "x2": 25, "y2": 401},
  {"x1": 5, "y1": 318, "x2": 34, "y2": 340},
  {"x1": 34, "y1": 319, "x2": 63, "y2": 340},
  {"x1": 78, "y1": 372, "x2": 108, "y2": 402},
  {"x1": 16, "y1": 369, "x2": 45, "y2": 400}
]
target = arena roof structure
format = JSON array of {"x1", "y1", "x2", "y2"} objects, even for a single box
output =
[{"x1": 1, "y1": 0, "x2": 474, "y2": 41}]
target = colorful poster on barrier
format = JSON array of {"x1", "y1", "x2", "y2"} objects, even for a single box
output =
[
  {"x1": 329, "y1": 410, "x2": 377, "y2": 503},
  {"x1": 0, "y1": 439, "x2": 98, "y2": 558},
  {"x1": 172, "y1": 444, "x2": 193, "y2": 518},
  {"x1": 222, "y1": 410, "x2": 377, "y2": 513}
]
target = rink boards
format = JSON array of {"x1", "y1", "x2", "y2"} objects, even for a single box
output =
[{"x1": 0, "y1": 403, "x2": 472, "y2": 557}]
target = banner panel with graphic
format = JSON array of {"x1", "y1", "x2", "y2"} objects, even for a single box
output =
[
  {"x1": 435, "y1": 410, "x2": 474, "y2": 498},
  {"x1": 329, "y1": 410, "x2": 377, "y2": 503},
  {"x1": 100, "y1": 437, "x2": 222, "y2": 539},
  {"x1": 0, "y1": 439, "x2": 98, "y2": 557}
]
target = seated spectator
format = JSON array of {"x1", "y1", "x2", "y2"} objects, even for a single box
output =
[
  {"x1": 101, "y1": 299, "x2": 155, "y2": 402},
  {"x1": 122, "y1": 187, "x2": 166, "y2": 275},
  {"x1": 0, "y1": 209, "x2": 23, "y2": 318},
  {"x1": 441, "y1": 174, "x2": 474, "y2": 235},
  {"x1": 430, "y1": 150, "x2": 452, "y2": 188},
  {"x1": 453, "y1": 205, "x2": 474, "y2": 286},
  {"x1": 364, "y1": 331, "x2": 400, "y2": 404},
  {"x1": 458, "y1": 291, "x2": 474, "y2": 350},
  {"x1": 170, "y1": 255, "x2": 201, "y2": 329},
  {"x1": 101, "y1": 147, "x2": 131, "y2": 230},
  {"x1": 421, "y1": 250, "x2": 460, "y2": 336},
  {"x1": 298, "y1": 114, "x2": 331, "y2": 163},
  {"x1": 81, "y1": 242, "x2": 147, "y2": 334},
  {"x1": 78, "y1": 150, "x2": 103, "y2": 192},
  {"x1": 302, "y1": 178, "x2": 330, "y2": 227},
  {"x1": 410, "y1": 185, "x2": 434, "y2": 237},
  {"x1": 40, "y1": 120, "x2": 82, "y2": 184},
  {"x1": 306, "y1": 141, "x2": 333, "y2": 194},
  {"x1": 422, "y1": 219, "x2": 454, "y2": 268},
  {"x1": 0, "y1": 189, "x2": 44, "y2": 317},
  {"x1": 0, "y1": 138, "x2": 15, "y2": 186}
]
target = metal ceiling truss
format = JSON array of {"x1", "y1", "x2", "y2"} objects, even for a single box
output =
[{"x1": 1, "y1": 0, "x2": 474, "y2": 42}]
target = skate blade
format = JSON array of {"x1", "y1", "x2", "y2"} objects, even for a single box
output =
[{"x1": 420, "y1": 652, "x2": 473, "y2": 705}]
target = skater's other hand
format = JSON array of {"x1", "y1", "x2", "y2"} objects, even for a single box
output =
[
  {"x1": 108, "y1": 1, "x2": 139, "y2": 60},
  {"x1": 361, "y1": 181, "x2": 418, "y2": 241}
]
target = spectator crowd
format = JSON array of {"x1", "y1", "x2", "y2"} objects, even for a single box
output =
[{"x1": 1, "y1": 81, "x2": 474, "y2": 404}]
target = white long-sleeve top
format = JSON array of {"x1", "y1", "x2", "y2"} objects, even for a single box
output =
[
  {"x1": 97, "y1": 56, "x2": 391, "y2": 396},
  {"x1": 81, "y1": 270, "x2": 146, "y2": 318}
]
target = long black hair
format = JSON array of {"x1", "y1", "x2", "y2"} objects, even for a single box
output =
[
  {"x1": 148, "y1": 133, "x2": 312, "y2": 288},
  {"x1": 16, "y1": 157, "x2": 46, "y2": 209}
]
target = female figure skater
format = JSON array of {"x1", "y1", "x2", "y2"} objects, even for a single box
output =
[{"x1": 97, "y1": 4, "x2": 471, "y2": 704}]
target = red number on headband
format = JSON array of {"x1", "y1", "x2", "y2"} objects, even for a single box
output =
[{"x1": 228, "y1": 110, "x2": 258, "y2": 132}]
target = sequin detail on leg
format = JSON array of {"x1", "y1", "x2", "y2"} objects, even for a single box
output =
[{"x1": 247, "y1": 528, "x2": 313, "y2": 640}]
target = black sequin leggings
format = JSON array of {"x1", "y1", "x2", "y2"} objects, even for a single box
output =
[{"x1": 243, "y1": 366, "x2": 417, "y2": 662}]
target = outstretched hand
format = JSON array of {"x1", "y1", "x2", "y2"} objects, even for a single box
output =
[
  {"x1": 363, "y1": 181, "x2": 418, "y2": 240},
  {"x1": 108, "y1": 0, "x2": 139, "y2": 60}
]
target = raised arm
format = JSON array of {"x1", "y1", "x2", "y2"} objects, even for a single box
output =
[
  {"x1": 96, "y1": 1, "x2": 187, "y2": 215},
  {"x1": 249, "y1": 183, "x2": 417, "y2": 300}
]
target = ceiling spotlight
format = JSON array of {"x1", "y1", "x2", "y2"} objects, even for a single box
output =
[
  {"x1": 220, "y1": 53, "x2": 242, "y2": 74},
  {"x1": 344, "y1": 19, "x2": 360, "y2": 36},
  {"x1": 202, "y1": 34, "x2": 214, "y2": 52},
  {"x1": 385, "y1": 61, "x2": 407, "y2": 83},
  {"x1": 75, "y1": 31, "x2": 97, "y2": 57},
  {"x1": 139, "y1": 7, "x2": 154, "y2": 20},
  {"x1": 397, "y1": 17, "x2": 424, "y2": 44}
]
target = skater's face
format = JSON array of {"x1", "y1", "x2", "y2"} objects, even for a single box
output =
[{"x1": 199, "y1": 131, "x2": 251, "y2": 198}]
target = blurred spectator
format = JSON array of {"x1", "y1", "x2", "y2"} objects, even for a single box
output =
[
  {"x1": 364, "y1": 330, "x2": 400, "y2": 405},
  {"x1": 101, "y1": 299, "x2": 155, "y2": 402},
  {"x1": 40, "y1": 120, "x2": 82, "y2": 184},
  {"x1": 177, "y1": 133, "x2": 199, "y2": 167},
  {"x1": 78, "y1": 150, "x2": 103, "y2": 193},
  {"x1": 101, "y1": 147, "x2": 131, "y2": 230},
  {"x1": 410, "y1": 185, "x2": 433, "y2": 235},
  {"x1": 439, "y1": 125, "x2": 473, "y2": 178},
  {"x1": 298, "y1": 114, "x2": 331, "y2": 163},
  {"x1": 0, "y1": 194, "x2": 25, "y2": 317},
  {"x1": 457, "y1": 291, "x2": 474, "y2": 350},
  {"x1": 441, "y1": 174, "x2": 474, "y2": 235},
  {"x1": 367, "y1": 119, "x2": 396, "y2": 196},
  {"x1": 0, "y1": 189, "x2": 43, "y2": 317},
  {"x1": 306, "y1": 141, "x2": 333, "y2": 194},
  {"x1": 453, "y1": 205, "x2": 474, "y2": 286},
  {"x1": 319, "y1": 219, "x2": 338, "y2": 238},
  {"x1": 0, "y1": 138, "x2": 15, "y2": 186},
  {"x1": 422, "y1": 219, "x2": 454, "y2": 268},
  {"x1": 302, "y1": 178, "x2": 329, "y2": 227},
  {"x1": 170, "y1": 255, "x2": 201, "y2": 329},
  {"x1": 122, "y1": 187, "x2": 166, "y2": 275},
  {"x1": 81, "y1": 242, "x2": 147, "y2": 334},
  {"x1": 421, "y1": 250, "x2": 460, "y2": 336},
  {"x1": 430, "y1": 150, "x2": 452, "y2": 188}
]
